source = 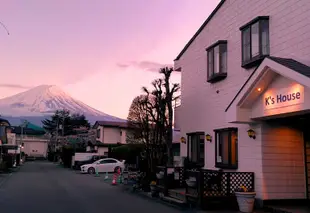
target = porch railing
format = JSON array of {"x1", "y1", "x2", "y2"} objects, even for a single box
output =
[
  {"x1": 155, "y1": 166, "x2": 254, "y2": 208},
  {"x1": 156, "y1": 166, "x2": 186, "y2": 195},
  {"x1": 184, "y1": 169, "x2": 254, "y2": 208},
  {"x1": 201, "y1": 170, "x2": 255, "y2": 197}
]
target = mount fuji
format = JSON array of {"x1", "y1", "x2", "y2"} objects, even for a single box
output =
[{"x1": 0, "y1": 85, "x2": 126, "y2": 126}]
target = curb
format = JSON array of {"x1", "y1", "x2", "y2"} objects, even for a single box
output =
[
  {"x1": 0, "y1": 172, "x2": 13, "y2": 189},
  {"x1": 0, "y1": 165, "x2": 22, "y2": 188},
  {"x1": 119, "y1": 185, "x2": 196, "y2": 212}
]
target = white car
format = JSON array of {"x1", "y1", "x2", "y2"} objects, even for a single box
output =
[{"x1": 80, "y1": 158, "x2": 125, "y2": 174}]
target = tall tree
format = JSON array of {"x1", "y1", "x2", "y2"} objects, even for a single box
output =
[
  {"x1": 127, "y1": 66, "x2": 180, "y2": 167},
  {"x1": 160, "y1": 67, "x2": 180, "y2": 166},
  {"x1": 42, "y1": 110, "x2": 90, "y2": 136}
]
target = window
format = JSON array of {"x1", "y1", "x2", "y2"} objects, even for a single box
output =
[
  {"x1": 96, "y1": 129, "x2": 100, "y2": 138},
  {"x1": 99, "y1": 159, "x2": 108, "y2": 164},
  {"x1": 120, "y1": 130, "x2": 122, "y2": 136},
  {"x1": 214, "y1": 128, "x2": 238, "y2": 169},
  {"x1": 206, "y1": 40, "x2": 227, "y2": 83},
  {"x1": 172, "y1": 143, "x2": 180, "y2": 156},
  {"x1": 105, "y1": 159, "x2": 117, "y2": 164},
  {"x1": 187, "y1": 132, "x2": 205, "y2": 166},
  {"x1": 240, "y1": 16, "x2": 269, "y2": 68}
]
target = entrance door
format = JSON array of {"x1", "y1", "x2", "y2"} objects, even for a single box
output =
[{"x1": 303, "y1": 131, "x2": 310, "y2": 205}]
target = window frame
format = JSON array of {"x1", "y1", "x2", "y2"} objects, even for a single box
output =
[
  {"x1": 206, "y1": 40, "x2": 228, "y2": 83},
  {"x1": 214, "y1": 127, "x2": 238, "y2": 169},
  {"x1": 186, "y1": 131, "x2": 205, "y2": 167},
  {"x1": 105, "y1": 159, "x2": 117, "y2": 164},
  {"x1": 96, "y1": 129, "x2": 100, "y2": 139},
  {"x1": 240, "y1": 16, "x2": 270, "y2": 68}
]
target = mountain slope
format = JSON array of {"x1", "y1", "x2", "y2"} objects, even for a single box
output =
[{"x1": 0, "y1": 85, "x2": 126, "y2": 125}]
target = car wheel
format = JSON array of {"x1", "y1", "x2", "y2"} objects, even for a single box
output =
[
  {"x1": 88, "y1": 167, "x2": 95, "y2": 174},
  {"x1": 114, "y1": 166, "x2": 122, "y2": 173}
]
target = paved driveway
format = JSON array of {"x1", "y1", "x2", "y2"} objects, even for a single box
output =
[{"x1": 0, "y1": 161, "x2": 185, "y2": 213}]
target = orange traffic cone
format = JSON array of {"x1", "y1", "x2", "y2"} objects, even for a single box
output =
[{"x1": 112, "y1": 173, "x2": 117, "y2": 185}]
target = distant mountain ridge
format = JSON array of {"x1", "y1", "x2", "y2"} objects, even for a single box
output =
[{"x1": 0, "y1": 85, "x2": 126, "y2": 126}]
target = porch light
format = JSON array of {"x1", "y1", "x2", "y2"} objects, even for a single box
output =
[
  {"x1": 247, "y1": 129, "x2": 256, "y2": 139},
  {"x1": 180, "y1": 137, "x2": 186, "y2": 144},
  {"x1": 205, "y1": 134, "x2": 212, "y2": 142},
  {"x1": 257, "y1": 87, "x2": 262, "y2": 92}
]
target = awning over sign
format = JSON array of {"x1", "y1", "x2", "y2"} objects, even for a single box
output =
[{"x1": 225, "y1": 57, "x2": 310, "y2": 123}]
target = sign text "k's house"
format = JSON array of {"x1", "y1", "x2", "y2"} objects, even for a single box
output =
[{"x1": 265, "y1": 92, "x2": 301, "y2": 106}]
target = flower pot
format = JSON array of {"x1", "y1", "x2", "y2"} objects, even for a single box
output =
[
  {"x1": 156, "y1": 172, "x2": 164, "y2": 179},
  {"x1": 235, "y1": 192, "x2": 256, "y2": 213},
  {"x1": 150, "y1": 185, "x2": 157, "y2": 191},
  {"x1": 186, "y1": 179, "x2": 196, "y2": 187}
]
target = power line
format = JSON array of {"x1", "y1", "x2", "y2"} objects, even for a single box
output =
[{"x1": 0, "y1": 21, "x2": 9, "y2": 35}]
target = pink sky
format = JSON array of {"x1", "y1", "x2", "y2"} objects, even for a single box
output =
[{"x1": 0, "y1": 0, "x2": 220, "y2": 119}]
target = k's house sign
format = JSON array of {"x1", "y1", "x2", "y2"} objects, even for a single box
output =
[{"x1": 264, "y1": 85, "x2": 304, "y2": 110}]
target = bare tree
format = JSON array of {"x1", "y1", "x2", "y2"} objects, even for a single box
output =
[
  {"x1": 160, "y1": 67, "x2": 180, "y2": 166},
  {"x1": 127, "y1": 67, "x2": 180, "y2": 168}
]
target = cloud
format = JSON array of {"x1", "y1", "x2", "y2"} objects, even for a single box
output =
[
  {"x1": 0, "y1": 84, "x2": 31, "y2": 89},
  {"x1": 117, "y1": 60, "x2": 173, "y2": 72}
]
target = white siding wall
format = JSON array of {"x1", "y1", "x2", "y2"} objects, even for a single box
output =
[
  {"x1": 174, "y1": 106, "x2": 181, "y2": 130},
  {"x1": 96, "y1": 126, "x2": 129, "y2": 144},
  {"x1": 103, "y1": 127, "x2": 121, "y2": 144},
  {"x1": 23, "y1": 141, "x2": 48, "y2": 158},
  {"x1": 176, "y1": 0, "x2": 310, "y2": 200}
]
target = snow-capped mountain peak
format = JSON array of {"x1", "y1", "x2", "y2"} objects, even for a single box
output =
[{"x1": 0, "y1": 85, "x2": 125, "y2": 124}]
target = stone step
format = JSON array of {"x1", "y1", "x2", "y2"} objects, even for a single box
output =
[
  {"x1": 168, "y1": 190, "x2": 186, "y2": 201},
  {"x1": 161, "y1": 195, "x2": 186, "y2": 204}
]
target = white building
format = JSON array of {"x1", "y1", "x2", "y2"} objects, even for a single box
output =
[
  {"x1": 93, "y1": 121, "x2": 130, "y2": 156},
  {"x1": 174, "y1": 0, "x2": 310, "y2": 207},
  {"x1": 13, "y1": 126, "x2": 49, "y2": 159}
]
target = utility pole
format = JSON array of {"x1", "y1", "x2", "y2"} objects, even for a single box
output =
[{"x1": 54, "y1": 118, "x2": 59, "y2": 162}]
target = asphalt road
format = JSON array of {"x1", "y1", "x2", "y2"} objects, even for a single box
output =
[{"x1": 0, "y1": 161, "x2": 185, "y2": 213}]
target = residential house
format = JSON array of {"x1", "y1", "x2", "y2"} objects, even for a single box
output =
[
  {"x1": 174, "y1": 0, "x2": 310, "y2": 207},
  {"x1": 13, "y1": 122, "x2": 49, "y2": 159},
  {"x1": 0, "y1": 118, "x2": 18, "y2": 167},
  {"x1": 93, "y1": 121, "x2": 130, "y2": 156}
]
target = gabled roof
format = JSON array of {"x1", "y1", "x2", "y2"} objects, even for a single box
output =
[
  {"x1": 174, "y1": 0, "x2": 226, "y2": 61},
  {"x1": 25, "y1": 122, "x2": 45, "y2": 132},
  {"x1": 0, "y1": 118, "x2": 10, "y2": 126},
  {"x1": 93, "y1": 120, "x2": 128, "y2": 129},
  {"x1": 225, "y1": 56, "x2": 310, "y2": 112},
  {"x1": 267, "y1": 57, "x2": 310, "y2": 77},
  {"x1": 11, "y1": 127, "x2": 46, "y2": 135}
]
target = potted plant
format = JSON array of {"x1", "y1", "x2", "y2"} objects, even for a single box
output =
[
  {"x1": 150, "y1": 181, "x2": 157, "y2": 191},
  {"x1": 185, "y1": 176, "x2": 197, "y2": 187},
  {"x1": 235, "y1": 185, "x2": 256, "y2": 213},
  {"x1": 150, "y1": 181, "x2": 158, "y2": 197},
  {"x1": 156, "y1": 171, "x2": 164, "y2": 179}
]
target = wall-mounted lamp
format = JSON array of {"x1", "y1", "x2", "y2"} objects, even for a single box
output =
[
  {"x1": 205, "y1": 134, "x2": 212, "y2": 142},
  {"x1": 180, "y1": 137, "x2": 186, "y2": 144},
  {"x1": 247, "y1": 129, "x2": 256, "y2": 139}
]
